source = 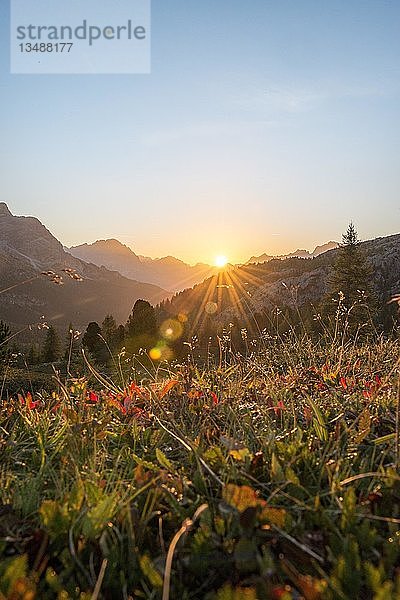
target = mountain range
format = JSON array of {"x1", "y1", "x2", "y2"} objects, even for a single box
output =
[
  {"x1": 2, "y1": 202, "x2": 397, "y2": 337},
  {"x1": 160, "y1": 234, "x2": 400, "y2": 335},
  {"x1": 68, "y1": 239, "x2": 218, "y2": 292},
  {"x1": 0, "y1": 203, "x2": 169, "y2": 329},
  {"x1": 246, "y1": 241, "x2": 339, "y2": 264},
  {"x1": 68, "y1": 240, "x2": 340, "y2": 293}
]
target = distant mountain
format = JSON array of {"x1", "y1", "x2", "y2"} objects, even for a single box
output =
[
  {"x1": 160, "y1": 234, "x2": 399, "y2": 335},
  {"x1": 246, "y1": 241, "x2": 339, "y2": 265},
  {"x1": 0, "y1": 203, "x2": 170, "y2": 329},
  {"x1": 69, "y1": 239, "x2": 218, "y2": 292}
]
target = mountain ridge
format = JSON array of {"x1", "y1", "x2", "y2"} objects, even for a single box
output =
[
  {"x1": 68, "y1": 239, "x2": 218, "y2": 292},
  {"x1": 246, "y1": 241, "x2": 339, "y2": 265},
  {"x1": 159, "y1": 233, "x2": 400, "y2": 336},
  {"x1": 0, "y1": 203, "x2": 170, "y2": 329},
  {"x1": 68, "y1": 238, "x2": 340, "y2": 292}
]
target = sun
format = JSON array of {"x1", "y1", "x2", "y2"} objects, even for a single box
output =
[{"x1": 215, "y1": 255, "x2": 228, "y2": 268}]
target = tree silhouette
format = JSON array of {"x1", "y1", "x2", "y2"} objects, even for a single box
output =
[
  {"x1": 125, "y1": 300, "x2": 157, "y2": 354},
  {"x1": 42, "y1": 326, "x2": 61, "y2": 363},
  {"x1": 323, "y1": 223, "x2": 377, "y2": 334},
  {"x1": 0, "y1": 320, "x2": 11, "y2": 360},
  {"x1": 82, "y1": 322, "x2": 106, "y2": 362},
  {"x1": 101, "y1": 314, "x2": 118, "y2": 349},
  {"x1": 126, "y1": 300, "x2": 157, "y2": 337}
]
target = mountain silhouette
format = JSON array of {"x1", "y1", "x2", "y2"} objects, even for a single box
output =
[
  {"x1": 69, "y1": 239, "x2": 218, "y2": 292},
  {"x1": 0, "y1": 203, "x2": 170, "y2": 329}
]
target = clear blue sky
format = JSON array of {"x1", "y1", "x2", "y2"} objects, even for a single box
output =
[{"x1": 1, "y1": 0, "x2": 399, "y2": 264}]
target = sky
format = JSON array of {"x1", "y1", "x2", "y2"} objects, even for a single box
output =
[{"x1": 0, "y1": 0, "x2": 399, "y2": 265}]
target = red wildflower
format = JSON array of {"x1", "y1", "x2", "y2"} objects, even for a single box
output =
[
  {"x1": 273, "y1": 400, "x2": 285, "y2": 416},
  {"x1": 18, "y1": 392, "x2": 40, "y2": 410},
  {"x1": 87, "y1": 391, "x2": 99, "y2": 404},
  {"x1": 211, "y1": 392, "x2": 219, "y2": 405}
]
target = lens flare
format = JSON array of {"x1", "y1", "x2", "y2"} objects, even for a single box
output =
[
  {"x1": 149, "y1": 343, "x2": 173, "y2": 362},
  {"x1": 205, "y1": 301, "x2": 218, "y2": 315},
  {"x1": 160, "y1": 318, "x2": 183, "y2": 342}
]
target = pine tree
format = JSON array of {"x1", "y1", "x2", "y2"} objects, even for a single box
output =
[
  {"x1": 126, "y1": 300, "x2": 157, "y2": 338},
  {"x1": 322, "y1": 223, "x2": 377, "y2": 334},
  {"x1": 42, "y1": 326, "x2": 61, "y2": 363},
  {"x1": 82, "y1": 322, "x2": 108, "y2": 363},
  {"x1": 101, "y1": 314, "x2": 118, "y2": 349},
  {"x1": 27, "y1": 345, "x2": 40, "y2": 365},
  {"x1": 125, "y1": 300, "x2": 157, "y2": 354},
  {"x1": 0, "y1": 320, "x2": 11, "y2": 360},
  {"x1": 82, "y1": 322, "x2": 102, "y2": 352}
]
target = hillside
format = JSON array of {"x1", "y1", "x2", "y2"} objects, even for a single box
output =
[
  {"x1": 0, "y1": 203, "x2": 170, "y2": 329},
  {"x1": 69, "y1": 239, "x2": 217, "y2": 292},
  {"x1": 160, "y1": 233, "x2": 400, "y2": 333}
]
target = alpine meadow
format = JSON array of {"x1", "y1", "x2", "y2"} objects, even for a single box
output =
[{"x1": 1, "y1": 1, "x2": 400, "y2": 599}]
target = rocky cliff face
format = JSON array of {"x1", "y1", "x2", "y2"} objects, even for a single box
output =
[
  {"x1": 0, "y1": 202, "x2": 66, "y2": 267},
  {"x1": 0, "y1": 204, "x2": 170, "y2": 328}
]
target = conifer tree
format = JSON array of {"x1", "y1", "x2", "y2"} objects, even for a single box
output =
[
  {"x1": 27, "y1": 345, "x2": 40, "y2": 366},
  {"x1": 125, "y1": 300, "x2": 157, "y2": 354},
  {"x1": 101, "y1": 314, "x2": 118, "y2": 349},
  {"x1": 126, "y1": 300, "x2": 157, "y2": 338},
  {"x1": 82, "y1": 322, "x2": 107, "y2": 363},
  {"x1": 42, "y1": 326, "x2": 61, "y2": 363},
  {"x1": 0, "y1": 320, "x2": 11, "y2": 360},
  {"x1": 322, "y1": 223, "x2": 377, "y2": 334}
]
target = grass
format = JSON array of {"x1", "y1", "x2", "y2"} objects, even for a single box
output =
[{"x1": 0, "y1": 334, "x2": 400, "y2": 599}]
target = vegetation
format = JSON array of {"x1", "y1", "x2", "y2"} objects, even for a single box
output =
[
  {"x1": 42, "y1": 326, "x2": 61, "y2": 365},
  {"x1": 1, "y1": 328, "x2": 400, "y2": 599},
  {"x1": 0, "y1": 321, "x2": 11, "y2": 360},
  {"x1": 322, "y1": 223, "x2": 378, "y2": 334},
  {"x1": 0, "y1": 224, "x2": 399, "y2": 598}
]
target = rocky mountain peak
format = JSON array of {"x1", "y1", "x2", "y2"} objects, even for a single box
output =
[{"x1": 0, "y1": 202, "x2": 12, "y2": 216}]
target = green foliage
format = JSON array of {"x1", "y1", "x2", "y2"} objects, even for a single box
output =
[
  {"x1": 125, "y1": 299, "x2": 157, "y2": 354},
  {"x1": 323, "y1": 223, "x2": 378, "y2": 334},
  {"x1": 126, "y1": 299, "x2": 157, "y2": 338},
  {"x1": 42, "y1": 325, "x2": 61, "y2": 363},
  {"x1": 0, "y1": 319, "x2": 11, "y2": 359},
  {"x1": 1, "y1": 336, "x2": 400, "y2": 598},
  {"x1": 82, "y1": 321, "x2": 108, "y2": 363}
]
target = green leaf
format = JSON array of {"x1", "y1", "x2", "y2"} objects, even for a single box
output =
[
  {"x1": 355, "y1": 408, "x2": 371, "y2": 444},
  {"x1": 271, "y1": 453, "x2": 284, "y2": 481},
  {"x1": 285, "y1": 466, "x2": 300, "y2": 486},
  {"x1": 373, "y1": 433, "x2": 395, "y2": 445},
  {"x1": 139, "y1": 554, "x2": 163, "y2": 588},
  {"x1": 0, "y1": 554, "x2": 28, "y2": 596},
  {"x1": 156, "y1": 448, "x2": 173, "y2": 470},
  {"x1": 203, "y1": 445, "x2": 225, "y2": 467},
  {"x1": 39, "y1": 500, "x2": 70, "y2": 536},
  {"x1": 82, "y1": 495, "x2": 117, "y2": 539},
  {"x1": 67, "y1": 479, "x2": 85, "y2": 513},
  {"x1": 306, "y1": 397, "x2": 328, "y2": 441}
]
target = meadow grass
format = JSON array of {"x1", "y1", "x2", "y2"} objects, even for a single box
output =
[{"x1": 0, "y1": 334, "x2": 400, "y2": 599}]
